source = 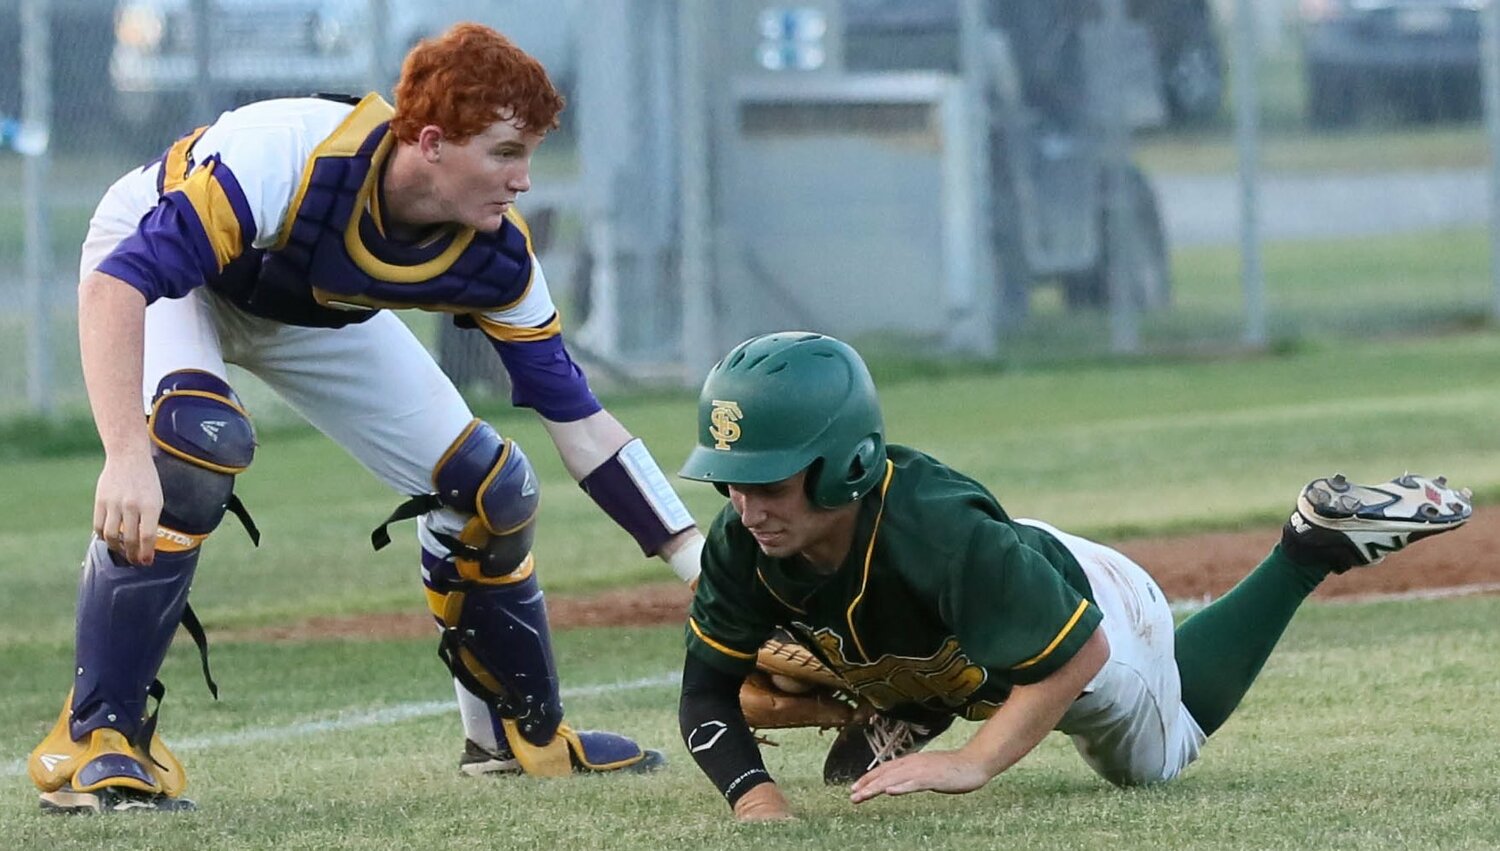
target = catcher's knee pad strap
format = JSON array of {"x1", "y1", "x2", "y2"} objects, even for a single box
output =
[
  {"x1": 421, "y1": 553, "x2": 564, "y2": 747},
  {"x1": 70, "y1": 539, "x2": 198, "y2": 741},
  {"x1": 373, "y1": 419, "x2": 537, "y2": 579},
  {"x1": 148, "y1": 370, "x2": 258, "y2": 551}
]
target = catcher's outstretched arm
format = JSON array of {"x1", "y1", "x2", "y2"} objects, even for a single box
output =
[{"x1": 678, "y1": 653, "x2": 775, "y2": 810}]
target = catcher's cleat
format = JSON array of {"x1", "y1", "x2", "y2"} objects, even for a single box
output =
[
  {"x1": 39, "y1": 785, "x2": 196, "y2": 815},
  {"x1": 823, "y1": 712, "x2": 954, "y2": 785},
  {"x1": 459, "y1": 738, "x2": 521, "y2": 777},
  {"x1": 1282, "y1": 473, "x2": 1473, "y2": 572}
]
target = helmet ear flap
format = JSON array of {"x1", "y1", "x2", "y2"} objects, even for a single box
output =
[{"x1": 810, "y1": 435, "x2": 887, "y2": 508}]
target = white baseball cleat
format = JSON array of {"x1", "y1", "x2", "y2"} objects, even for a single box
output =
[{"x1": 1282, "y1": 473, "x2": 1473, "y2": 572}]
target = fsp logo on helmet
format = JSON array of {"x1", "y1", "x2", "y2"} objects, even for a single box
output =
[{"x1": 709, "y1": 400, "x2": 743, "y2": 450}]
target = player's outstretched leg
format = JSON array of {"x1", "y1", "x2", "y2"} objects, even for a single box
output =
[{"x1": 1174, "y1": 473, "x2": 1472, "y2": 736}]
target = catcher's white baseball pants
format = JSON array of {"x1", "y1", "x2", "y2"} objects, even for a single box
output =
[
  {"x1": 81, "y1": 166, "x2": 476, "y2": 496},
  {"x1": 1018, "y1": 519, "x2": 1206, "y2": 786}
]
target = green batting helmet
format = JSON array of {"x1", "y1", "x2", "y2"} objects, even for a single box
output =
[{"x1": 678, "y1": 332, "x2": 886, "y2": 508}]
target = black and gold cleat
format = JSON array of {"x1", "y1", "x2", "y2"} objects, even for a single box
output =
[
  {"x1": 40, "y1": 785, "x2": 196, "y2": 814},
  {"x1": 459, "y1": 738, "x2": 521, "y2": 777}
]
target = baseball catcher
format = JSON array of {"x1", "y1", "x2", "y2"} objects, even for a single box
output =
[
  {"x1": 675, "y1": 332, "x2": 1473, "y2": 821},
  {"x1": 27, "y1": 23, "x2": 706, "y2": 813}
]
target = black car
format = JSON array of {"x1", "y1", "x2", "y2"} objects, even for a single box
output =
[
  {"x1": 1299, "y1": 0, "x2": 1484, "y2": 125},
  {"x1": 839, "y1": 0, "x2": 1225, "y2": 124}
]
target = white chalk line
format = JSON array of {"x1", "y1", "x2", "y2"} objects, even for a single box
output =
[{"x1": 3, "y1": 671, "x2": 680, "y2": 779}]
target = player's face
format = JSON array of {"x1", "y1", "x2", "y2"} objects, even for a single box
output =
[
  {"x1": 436, "y1": 114, "x2": 543, "y2": 231},
  {"x1": 728, "y1": 471, "x2": 853, "y2": 566}
]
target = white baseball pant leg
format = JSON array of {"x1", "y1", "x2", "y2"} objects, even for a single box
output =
[{"x1": 1017, "y1": 519, "x2": 1206, "y2": 786}]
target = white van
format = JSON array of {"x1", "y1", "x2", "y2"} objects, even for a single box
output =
[{"x1": 110, "y1": 0, "x2": 576, "y2": 130}]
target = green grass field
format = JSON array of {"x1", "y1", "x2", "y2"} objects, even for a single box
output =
[
  {"x1": 2, "y1": 325, "x2": 1500, "y2": 846},
  {"x1": 2, "y1": 601, "x2": 1497, "y2": 849}
]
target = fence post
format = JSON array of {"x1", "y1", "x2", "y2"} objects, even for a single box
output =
[
  {"x1": 1099, "y1": 0, "x2": 1140, "y2": 354},
  {"x1": 677, "y1": 0, "x2": 716, "y2": 384},
  {"x1": 1235, "y1": 0, "x2": 1266, "y2": 347},
  {"x1": 191, "y1": 0, "x2": 214, "y2": 124},
  {"x1": 1484, "y1": 0, "x2": 1500, "y2": 323},
  {"x1": 20, "y1": 0, "x2": 54, "y2": 416}
]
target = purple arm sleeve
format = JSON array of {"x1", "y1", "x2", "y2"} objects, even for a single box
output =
[
  {"x1": 95, "y1": 156, "x2": 256, "y2": 303},
  {"x1": 489, "y1": 333, "x2": 603, "y2": 422}
]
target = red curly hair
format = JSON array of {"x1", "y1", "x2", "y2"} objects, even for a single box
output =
[{"x1": 390, "y1": 22, "x2": 565, "y2": 143}]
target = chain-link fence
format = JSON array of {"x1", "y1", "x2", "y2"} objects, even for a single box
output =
[{"x1": 4, "y1": 0, "x2": 1499, "y2": 421}]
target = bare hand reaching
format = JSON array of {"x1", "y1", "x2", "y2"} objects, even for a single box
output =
[{"x1": 849, "y1": 751, "x2": 993, "y2": 803}]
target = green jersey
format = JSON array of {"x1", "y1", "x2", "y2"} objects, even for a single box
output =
[{"x1": 687, "y1": 445, "x2": 1102, "y2": 720}]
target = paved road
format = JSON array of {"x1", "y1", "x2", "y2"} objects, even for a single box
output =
[{"x1": 1155, "y1": 167, "x2": 1490, "y2": 248}]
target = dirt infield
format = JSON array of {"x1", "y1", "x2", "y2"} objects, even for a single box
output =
[{"x1": 241, "y1": 507, "x2": 1496, "y2": 642}]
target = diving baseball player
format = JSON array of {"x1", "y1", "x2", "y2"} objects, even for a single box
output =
[
  {"x1": 28, "y1": 23, "x2": 704, "y2": 813},
  {"x1": 674, "y1": 332, "x2": 1472, "y2": 821}
]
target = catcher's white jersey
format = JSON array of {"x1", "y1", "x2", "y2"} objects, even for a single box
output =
[{"x1": 79, "y1": 96, "x2": 569, "y2": 495}]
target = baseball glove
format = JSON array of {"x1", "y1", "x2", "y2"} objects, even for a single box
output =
[{"x1": 739, "y1": 630, "x2": 873, "y2": 730}]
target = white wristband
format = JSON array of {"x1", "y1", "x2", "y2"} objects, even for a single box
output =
[{"x1": 666, "y1": 534, "x2": 704, "y2": 584}]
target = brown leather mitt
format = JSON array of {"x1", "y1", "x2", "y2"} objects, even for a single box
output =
[
  {"x1": 738, "y1": 632, "x2": 873, "y2": 730},
  {"x1": 756, "y1": 633, "x2": 850, "y2": 692}
]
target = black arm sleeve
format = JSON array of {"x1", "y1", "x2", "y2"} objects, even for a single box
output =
[{"x1": 678, "y1": 651, "x2": 773, "y2": 809}]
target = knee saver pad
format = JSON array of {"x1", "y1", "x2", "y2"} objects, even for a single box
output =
[
  {"x1": 148, "y1": 370, "x2": 256, "y2": 545},
  {"x1": 433, "y1": 420, "x2": 539, "y2": 579}
]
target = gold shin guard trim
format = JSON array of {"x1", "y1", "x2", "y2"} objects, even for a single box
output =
[
  {"x1": 557, "y1": 725, "x2": 645, "y2": 772},
  {"x1": 458, "y1": 648, "x2": 505, "y2": 696},
  {"x1": 424, "y1": 586, "x2": 460, "y2": 626},
  {"x1": 28, "y1": 691, "x2": 186, "y2": 797},
  {"x1": 501, "y1": 718, "x2": 573, "y2": 777},
  {"x1": 154, "y1": 525, "x2": 208, "y2": 554},
  {"x1": 29, "y1": 695, "x2": 84, "y2": 792}
]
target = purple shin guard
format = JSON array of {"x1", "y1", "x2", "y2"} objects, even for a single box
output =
[
  {"x1": 69, "y1": 539, "x2": 198, "y2": 741},
  {"x1": 424, "y1": 550, "x2": 565, "y2": 747}
]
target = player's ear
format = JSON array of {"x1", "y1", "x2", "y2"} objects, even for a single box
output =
[{"x1": 418, "y1": 126, "x2": 445, "y2": 163}]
